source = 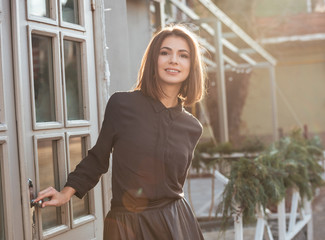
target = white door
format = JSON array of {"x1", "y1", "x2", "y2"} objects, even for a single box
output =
[
  {"x1": 0, "y1": 0, "x2": 25, "y2": 239},
  {"x1": 12, "y1": 0, "x2": 104, "y2": 239}
]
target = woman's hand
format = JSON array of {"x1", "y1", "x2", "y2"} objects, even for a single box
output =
[{"x1": 34, "y1": 186, "x2": 76, "y2": 208}]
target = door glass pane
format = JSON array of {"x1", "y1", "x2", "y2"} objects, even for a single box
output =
[
  {"x1": 69, "y1": 137, "x2": 89, "y2": 219},
  {"x1": 63, "y1": 40, "x2": 84, "y2": 120},
  {"x1": 37, "y1": 140, "x2": 62, "y2": 230},
  {"x1": 29, "y1": 0, "x2": 50, "y2": 18},
  {"x1": 32, "y1": 34, "x2": 56, "y2": 122},
  {"x1": 0, "y1": 146, "x2": 5, "y2": 240},
  {"x1": 62, "y1": 0, "x2": 79, "y2": 24}
]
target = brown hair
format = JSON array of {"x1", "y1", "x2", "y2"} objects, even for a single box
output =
[{"x1": 134, "y1": 24, "x2": 205, "y2": 106}]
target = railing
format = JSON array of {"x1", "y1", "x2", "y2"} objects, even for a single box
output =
[
  {"x1": 276, "y1": 191, "x2": 313, "y2": 240},
  {"x1": 187, "y1": 168, "x2": 314, "y2": 240},
  {"x1": 223, "y1": 170, "x2": 312, "y2": 240}
]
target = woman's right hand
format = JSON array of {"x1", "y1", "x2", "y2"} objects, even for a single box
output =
[{"x1": 33, "y1": 186, "x2": 76, "y2": 208}]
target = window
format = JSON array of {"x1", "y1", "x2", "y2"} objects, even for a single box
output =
[
  {"x1": 32, "y1": 34, "x2": 56, "y2": 123},
  {"x1": 68, "y1": 136, "x2": 90, "y2": 221},
  {"x1": 37, "y1": 139, "x2": 62, "y2": 230}
]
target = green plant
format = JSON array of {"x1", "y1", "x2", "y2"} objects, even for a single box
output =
[
  {"x1": 221, "y1": 129, "x2": 324, "y2": 225},
  {"x1": 274, "y1": 129, "x2": 324, "y2": 199},
  {"x1": 222, "y1": 157, "x2": 286, "y2": 224},
  {"x1": 240, "y1": 136, "x2": 265, "y2": 153}
]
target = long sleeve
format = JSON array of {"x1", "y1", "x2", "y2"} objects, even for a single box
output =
[{"x1": 65, "y1": 93, "x2": 118, "y2": 198}]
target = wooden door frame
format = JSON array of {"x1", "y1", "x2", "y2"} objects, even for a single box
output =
[
  {"x1": 10, "y1": 0, "x2": 34, "y2": 238},
  {"x1": 0, "y1": 0, "x2": 25, "y2": 239},
  {"x1": 10, "y1": 0, "x2": 109, "y2": 239}
]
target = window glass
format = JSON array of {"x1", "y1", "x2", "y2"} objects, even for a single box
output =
[
  {"x1": 37, "y1": 140, "x2": 62, "y2": 230},
  {"x1": 63, "y1": 40, "x2": 84, "y2": 120},
  {"x1": 69, "y1": 137, "x2": 89, "y2": 219},
  {"x1": 29, "y1": 0, "x2": 50, "y2": 18},
  {"x1": 32, "y1": 34, "x2": 56, "y2": 122},
  {"x1": 0, "y1": 146, "x2": 5, "y2": 240},
  {"x1": 62, "y1": 0, "x2": 79, "y2": 24}
]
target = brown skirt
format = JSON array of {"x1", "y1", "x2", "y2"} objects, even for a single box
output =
[{"x1": 103, "y1": 198, "x2": 204, "y2": 240}]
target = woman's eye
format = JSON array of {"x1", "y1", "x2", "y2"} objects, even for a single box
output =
[
  {"x1": 180, "y1": 54, "x2": 189, "y2": 59},
  {"x1": 160, "y1": 51, "x2": 168, "y2": 56}
]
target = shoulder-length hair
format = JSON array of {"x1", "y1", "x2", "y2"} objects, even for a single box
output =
[{"x1": 134, "y1": 24, "x2": 205, "y2": 106}]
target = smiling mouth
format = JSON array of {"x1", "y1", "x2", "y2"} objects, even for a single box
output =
[{"x1": 165, "y1": 69, "x2": 180, "y2": 73}]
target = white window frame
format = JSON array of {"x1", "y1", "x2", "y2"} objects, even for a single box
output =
[
  {"x1": 26, "y1": 0, "x2": 59, "y2": 26},
  {"x1": 66, "y1": 131, "x2": 95, "y2": 228},
  {"x1": 33, "y1": 133, "x2": 70, "y2": 239},
  {"x1": 0, "y1": 24, "x2": 7, "y2": 132},
  {"x1": 59, "y1": 0, "x2": 85, "y2": 32},
  {"x1": 28, "y1": 26, "x2": 65, "y2": 130},
  {"x1": 60, "y1": 32, "x2": 90, "y2": 127},
  {"x1": 0, "y1": 137, "x2": 14, "y2": 240}
]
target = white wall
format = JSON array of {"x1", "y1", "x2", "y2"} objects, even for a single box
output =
[{"x1": 104, "y1": 0, "x2": 152, "y2": 95}]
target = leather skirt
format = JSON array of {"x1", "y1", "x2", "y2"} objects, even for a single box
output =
[{"x1": 103, "y1": 198, "x2": 204, "y2": 240}]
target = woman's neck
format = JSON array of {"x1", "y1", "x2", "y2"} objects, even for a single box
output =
[
  {"x1": 160, "y1": 96, "x2": 178, "y2": 108},
  {"x1": 159, "y1": 84, "x2": 181, "y2": 108}
]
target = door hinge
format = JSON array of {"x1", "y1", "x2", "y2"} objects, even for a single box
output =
[{"x1": 91, "y1": 0, "x2": 96, "y2": 11}]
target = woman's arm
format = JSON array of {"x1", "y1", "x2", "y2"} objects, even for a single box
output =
[{"x1": 34, "y1": 186, "x2": 76, "y2": 208}]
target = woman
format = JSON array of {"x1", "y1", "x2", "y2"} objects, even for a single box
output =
[{"x1": 35, "y1": 24, "x2": 206, "y2": 239}]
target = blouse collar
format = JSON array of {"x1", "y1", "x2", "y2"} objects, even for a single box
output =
[{"x1": 139, "y1": 90, "x2": 183, "y2": 118}]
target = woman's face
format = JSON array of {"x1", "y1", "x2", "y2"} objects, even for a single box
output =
[{"x1": 157, "y1": 35, "x2": 191, "y2": 90}]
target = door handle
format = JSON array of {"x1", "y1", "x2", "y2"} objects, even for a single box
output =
[
  {"x1": 28, "y1": 179, "x2": 39, "y2": 239},
  {"x1": 28, "y1": 179, "x2": 43, "y2": 208}
]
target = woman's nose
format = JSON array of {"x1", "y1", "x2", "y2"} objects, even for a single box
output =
[{"x1": 169, "y1": 54, "x2": 178, "y2": 64}]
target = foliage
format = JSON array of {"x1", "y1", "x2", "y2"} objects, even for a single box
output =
[
  {"x1": 240, "y1": 136, "x2": 265, "y2": 153},
  {"x1": 222, "y1": 157, "x2": 286, "y2": 224},
  {"x1": 273, "y1": 129, "x2": 324, "y2": 199},
  {"x1": 221, "y1": 129, "x2": 324, "y2": 224},
  {"x1": 192, "y1": 148, "x2": 204, "y2": 174}
]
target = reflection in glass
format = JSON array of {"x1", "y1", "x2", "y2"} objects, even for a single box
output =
[
  {"x1": 29, "y1": 0, "x2": 50, "y2": 18},
  {"x1": 38, "y1": 140, "x2": 62, "y2": 230},
  {"x1": 62, "y1": 0, "x2": 79, "y2": 24},
  {"x1": 63, "y1": 40, "x2": 84, "y2": 120},
  {"x1": 69, "y1": 137, "x2": 89, "y2": 219},
  {"x1": 32, "y1": 35, "x2": 56, "y2": 122},
  {"x1": 0, "y1": 147, "x2": 5, "y2": 240}
]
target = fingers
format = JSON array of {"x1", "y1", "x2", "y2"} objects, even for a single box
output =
[
  {"x1": 41, "y1": 198, "x2": 60, "y2": 208},
  {"x1": 33, "y1": 186, "x2": 74, "y2": 208},
  {"x1": 34, "y1": 186, "x2": 57, "y2": 202}
]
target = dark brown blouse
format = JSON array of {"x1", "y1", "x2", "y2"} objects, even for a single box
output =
[{"x1": 65, "y1": 90, "x2": 202, "y2": 210}]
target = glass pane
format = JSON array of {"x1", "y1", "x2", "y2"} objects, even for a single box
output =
[
  {"x1": 63, "y1": 40, "x2": 84, "y2": 120},
  {"x1": 0, "y1": 147, "x2": 5, "y2": 240},
  {"x1": 69, "y1": 137, "x2": 89, "y2": 219},
  {"x1": 62, "y1": 0, "x2": 79, "y2": 24},
  {"x1": 29, "y1": 0, "x2": 50, "y2": 18},
  {"x1": 38, "y1": 140, "x2": 62, "y2": 230},
  {"x1": 32, "y1": 34, "x2": 56, "y2": 122}
]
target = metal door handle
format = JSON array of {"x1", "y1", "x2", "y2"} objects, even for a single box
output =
[{"x1": 28, "y1": 179, "x2": 43, "y2": 208}]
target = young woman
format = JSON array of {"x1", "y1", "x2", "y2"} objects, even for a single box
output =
[{"x1": 35, "y1": 24, "x2": 206, "y2": 239}]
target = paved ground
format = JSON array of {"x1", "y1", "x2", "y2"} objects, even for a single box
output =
[
  {"x1": 312, "y1": 186, "x2": 325, "y2": 240},
  {"x1": 184, "y1": 177, "x2": 325, "y2": 240}
]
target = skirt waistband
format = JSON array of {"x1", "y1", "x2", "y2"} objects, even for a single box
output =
[{"x1": 110, "y1": 198, "x2": 181, "y2": 213}]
